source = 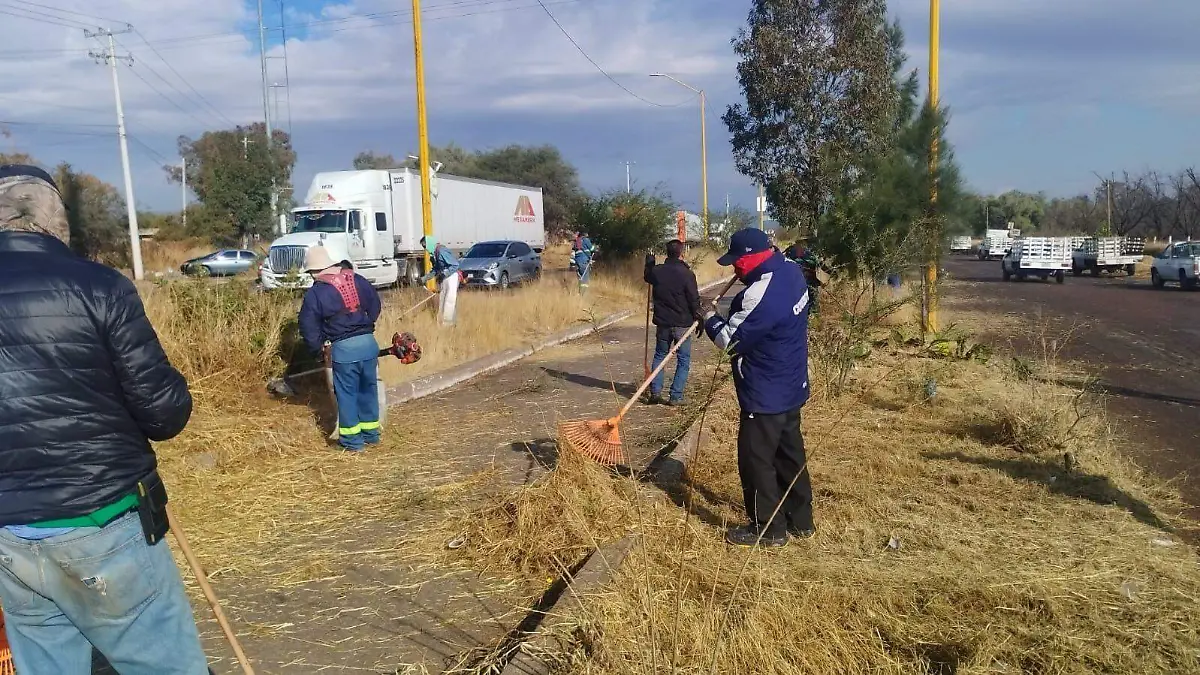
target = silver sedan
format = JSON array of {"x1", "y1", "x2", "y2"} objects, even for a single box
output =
[{"x1": 457, "y1": 240, "x2": 542, "y2": 289}]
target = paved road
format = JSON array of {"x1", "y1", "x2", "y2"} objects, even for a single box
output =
[{"x1": 943, "y1": 256, "x2": 1200, "y2": 518}]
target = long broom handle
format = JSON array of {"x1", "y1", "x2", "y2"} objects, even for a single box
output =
[
  {"x1": 643, "y1": 284, "x2": 652, "y2": 378},
  {"x1": 616, "y1": 276, "x2": 737, "y2": 420},
  {"x1": 166, "y1": 504, "x2": 256, "y2": 675}
]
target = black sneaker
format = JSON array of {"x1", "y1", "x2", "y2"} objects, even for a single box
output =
[
  {"x1": 725, "y1": 525, "x2": 788, "y2": 548},
  {"x1": 787, "y1": 525, "x2": 816, "y2": 539}
]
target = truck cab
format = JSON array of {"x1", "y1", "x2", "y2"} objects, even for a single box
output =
[{"x1": 1151, "y1": 241, "x2": 1200, "y2": 290}]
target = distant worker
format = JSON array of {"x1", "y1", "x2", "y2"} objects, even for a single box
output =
[
  {"x1": 704, "y1": 228, "x2": 815, "y2": 548},
  {"x1": 0, "y1": 164, "x2": 210, "y2": 672},
  {"x1": 299, "y1": 246, "x2": 384, "y2": 452},
  {"x1": 643, "y1": 239, "x2": 702, "y2": 406},
  {"x1": 784, "y1": 241, "x2": 830, "y2": 310},
  {"x1": 573, "y1": 231, "x2": 597, "y2": 289},
  {"x1": 419, "y1": 236, "x2": 461, "y2": 325}
]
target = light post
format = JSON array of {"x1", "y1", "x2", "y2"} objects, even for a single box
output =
[{"x1": 650, "y1": 73, "x2": 707, "y2": 241}]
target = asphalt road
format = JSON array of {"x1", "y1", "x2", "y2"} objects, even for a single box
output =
[{"x1": 943, "y1": 255, "x2": 1200, "y2": 519}]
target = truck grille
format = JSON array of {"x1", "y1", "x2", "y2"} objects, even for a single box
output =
[{"x1": 269, "y1": 246, "x2": 307, "y2": 272}]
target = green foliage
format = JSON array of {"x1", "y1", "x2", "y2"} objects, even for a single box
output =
[
  {"x1": 352, "y1": 151, "x2": 400, "y2": 170},
  {"x1": 54, "y1": 163, "x2": 129, "y2": 266},
  {"x1": 571, "y1": 189, "x2": 676, "y2": 257},
  {"x1": 167, "y1": 122, "x2": 296, "y2": 244},
  {"x1": 814, "y1": 24, "x2": 967, "y2": 279},
  {"x1": 724, "y1": 0, "x2": 898, "y2": 232}
]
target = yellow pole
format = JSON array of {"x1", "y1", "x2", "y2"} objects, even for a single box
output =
[
  {"x1": 700, "y1": 90, "x2": 709, "y2": 241},
  {"x1": 924, "y1": 0, "x2": 940, "y2": 333},
  {"x1": 412, "y1": 0, "x2": 436, "y2": 293}
]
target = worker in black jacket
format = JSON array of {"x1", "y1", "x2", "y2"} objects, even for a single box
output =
[
  {"x1": 643, "y1": 239, "x2": 702, "y2": 405},
  {"x1": 0, "y1": 165, "x2": 209, "y2": 674}
]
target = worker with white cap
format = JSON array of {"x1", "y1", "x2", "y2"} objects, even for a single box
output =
[{"x1": 298, "y1": 246, "x2": 384, "y2": 451}]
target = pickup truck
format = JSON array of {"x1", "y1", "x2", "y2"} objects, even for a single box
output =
[
  {"x1": 1150, "y1": 241, "x2": 1200, "y2": 290},
  {"x1": 1001, "y1": 237, "x2": 1071, "y2": 283},
  {"x1": 1071, "y1": 236, "x2": 1145, "y2": 276}
]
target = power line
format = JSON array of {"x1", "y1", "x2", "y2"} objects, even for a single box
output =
[
  {"x1": 0, "y1": 93, "x2": 109, "y2": 114},
  {"x1": 0, "y1": 5, "x2": 91, "y2": 29},
  {"x1": 0, "y1": 119, "x2": 112, "y2": 128},
  {"x1": 532, "y1": 0, "x2": 690, "y2": 108},
  {"x1": 8, "y1": 0, "x2": 125, "y2": 24},
  {"x1": 127, "y1": 133, "x2": 170, "y2": 165},
  {"x1": 121, "y1": 33, "x2": 238, "y2": 128},
  {"x1": 123, "y1": 61, "x2": 216, "y2": 129}
]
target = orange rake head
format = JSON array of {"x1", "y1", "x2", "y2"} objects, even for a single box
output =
[{"x1": 558, "y1": 417, "x2": 625, "y2": 466}]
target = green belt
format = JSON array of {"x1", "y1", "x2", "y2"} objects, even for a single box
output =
[{"x1": 27, "y1": 493, "x2": 139, "y2": 529}]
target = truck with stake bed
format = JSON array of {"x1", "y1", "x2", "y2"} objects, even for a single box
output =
[
  {"x1": 1001, "y1": 236, "x2": 1072, "y2": 284},
  {"x1": 1070, "y1": 236, "x2": 1145, "y2": 276},
  {"x1": 259, "y1": 169, "x2": 545, "y2": 289}
]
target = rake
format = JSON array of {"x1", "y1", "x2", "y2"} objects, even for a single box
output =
[{"x1": 559, "y1": 277, "x2": 737, "y2": 465}]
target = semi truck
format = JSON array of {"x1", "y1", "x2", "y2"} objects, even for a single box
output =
[
  {"x1": 1071, "y1": 236, "x2": 1145, "y2": 276},
  {"x1": 1001, "y1": 236, "x2": 1071, "y2": 283},
  {"x1": 259, "y1": 169, "x2": 545, "y2": 289}
]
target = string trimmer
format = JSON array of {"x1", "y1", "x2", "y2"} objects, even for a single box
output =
[
  {"x1": 266, "y1": 332, "x2": 422, "y2": 398},
  {"x1": 558, "y1": 277, "x2": 737, "y2": 466}
]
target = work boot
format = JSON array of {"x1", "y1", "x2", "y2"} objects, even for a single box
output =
[
  {"x1": 725, "y1": 524, "x2": 787, "y2": 548},
  {"x1": 667, "y1": 398, "x2": 685, "y2": 407},
  {"x1": 644, "y1": 392, "x2": 665, "y2": 405},
  {"x1": 787, "y1": 524, "x2": 816, "y2": 539}
]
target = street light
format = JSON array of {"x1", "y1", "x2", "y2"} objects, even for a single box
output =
[{"x1": 650, "y1": 73, "x2": 708, "y2": 241}]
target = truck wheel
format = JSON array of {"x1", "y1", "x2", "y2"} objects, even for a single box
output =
[
  {"x1": 1002, "y1": 265, "x2": 1011, "y2": 281},
  {"x1": 1055, "y1": 270, "x2": 1065, "y2": 284},
  {"x1": 1071, "y1": 265, "x2": 1082, "y2": 277},
  {"x1": 404, "y1": 258, "x2": 422, "y2": 287},
  {"x1": 499, "y1": 272, "x2": 510, "y2": 290},
  {"x1": 1126, "y1": 264, "x2": 1136, "y2": 277},
  {"x1": 1151, "y1": 268, "x2": 1164, "y2": 288},
  {"x1": 1090, "y1": 265, "x2": 1100, "y2": 276},
  {"x1": 1181, "y1": 270, "x2": 1195, "y2": 291}
]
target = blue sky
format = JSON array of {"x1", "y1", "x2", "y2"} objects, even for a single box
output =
[{"x1": 1, "y1": 0, "x2": 1199, "y2": 214}]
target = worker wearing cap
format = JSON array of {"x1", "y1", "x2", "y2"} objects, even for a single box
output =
[
  {"x1": 298, "y1": 247, "x2": 383, "y2": 452},
  {"x1": 573, "y1": 231, "x2": 597, "y2": 289},
  {"x1": 703, "y1": 228, "x2": 815, "y2": 548},
  {"x1": 419, "y1": 236, "x2": 461, "y2": 325}
]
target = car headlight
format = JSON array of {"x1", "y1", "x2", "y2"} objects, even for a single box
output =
[{"x1": 487, "y1": 261, "x2": 499, "y2": 270}]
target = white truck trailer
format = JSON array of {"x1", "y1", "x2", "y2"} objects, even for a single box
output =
[
  {"x1": 978, "y1": 228, "x2": 1017, "y2": 260},
  {"x1": 259, "y1": 169, "x2": 545, "y2": 289},
  {"x1": 1070, "y1": 236, "x2": 1145, "y2": 277},
  {"x1": 1001, "y1": 236, "x2": 1072, "y2": 283},
  {"x1": 949, "y1": 235, "x2": 973, "y2": 254}
]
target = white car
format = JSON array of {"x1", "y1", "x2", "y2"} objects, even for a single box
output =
[{"x1": 1150, "y1": 241, "x2": 1200, "y2": 290}]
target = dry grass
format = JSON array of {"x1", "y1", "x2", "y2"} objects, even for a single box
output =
[
  {"x1": 141, "y1": 238, "x2": 217, "y2": 276},
  {"x1": 441, "y1": 313, "x2": 1200, "y2": 674}
]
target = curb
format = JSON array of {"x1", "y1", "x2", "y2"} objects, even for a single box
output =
[
  {"x1": 386, "y1": 309, "x2": 633, "y2": 406},
  {"x1": 499, "y1": 534, "x2": 640, "y2": 675},
  {"x1": 385, "y1": 276, "x2": 733, "y2": 407}
]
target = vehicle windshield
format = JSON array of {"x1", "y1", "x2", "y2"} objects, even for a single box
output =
[
  {"x1": 465, "y1": 243, "x2": 509, "y2": 259},
  {"x1": 292, "y1": 210, "x2": 347, "y2": 234}
]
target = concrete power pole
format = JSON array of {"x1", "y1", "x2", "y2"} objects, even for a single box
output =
[
  {"x1": 623, "y1": 161, "x2": 635, "y2": 192},
  {"x1": 1106, "y1": 178, "x2": 1114, "y2": 236},
  {"x1": 181, "y1": 157, "x2": 187, "y2": 229},
  {"x1": 256, "y1": 0, "x2": 277, "y2": 232},
  {"x1": 86, "y1": 26, "x2": 143, "y2": 281}
]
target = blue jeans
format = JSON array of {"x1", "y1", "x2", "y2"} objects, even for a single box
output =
[
  {"x1": 650, "y1": 325, "x2": 693, "y2": 401},
  {"x1": 0, "y1": 512, "x2": 208, "y2": 674},
  {"x1": 574, "y1": 252, "x2": 592, "y2": 285},
  {"x1": 333, "y1": 356, "x2": 381, "y2": 450}
]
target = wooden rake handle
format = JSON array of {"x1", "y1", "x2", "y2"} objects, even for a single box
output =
[
  {"x1": 615, "y1": 276, "x2": 737, "y2": 421},
  {"x1": 166, "y1": 504, "x2": 256, "y2": 675}
]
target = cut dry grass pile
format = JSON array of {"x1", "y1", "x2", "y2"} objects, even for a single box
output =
[{"x1": 444, "y1": 322, "x2": 1200, "y2": 673}]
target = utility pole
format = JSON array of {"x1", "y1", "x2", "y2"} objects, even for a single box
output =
[
  {"x1": 86, "y1": 26, "x2": 143, "y2": 281},
  {"x1": 242, "y1": 135, "x2": 251, "y2": 159},
  {"x1": 256, "y1": 0, "x2": 277, "y2": 232},
  {"x1": 1106, "y1": 177, "x2": 1114, "y2": 236},
  {"x1": 725, "y1": 192, "x2": 730, "y2": 232},
  {"x1": 622, "y1": 161, "x2": 635, "y2": 192},
  {"x1": 757, "y1": 183, "x2": 765, "y2": 230},
  {"x1": 923, "y1": 0, "x2": 941, "y2": 334},
  {"x1": 181, "y1": 157, "x2": 187, "y2": 229},
  {"x1": 411, "y1": 0, "x2": 436, "y2": 292}
]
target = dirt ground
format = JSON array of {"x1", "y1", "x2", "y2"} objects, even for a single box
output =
[
  {"x1": 187, "y1": 293, "x2": 733, "y2": 673},
  {"x1": 942, "y1": 255, "x2": 1200, "y2": 525}
]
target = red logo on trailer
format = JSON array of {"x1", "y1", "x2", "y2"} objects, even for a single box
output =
[{"x1": 514, "y1": 196, "x2": 536, "y2": 223}]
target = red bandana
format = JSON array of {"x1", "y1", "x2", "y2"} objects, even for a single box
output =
[{"x1": 733, "y1": 249, "x2": 774, "y2": 280}]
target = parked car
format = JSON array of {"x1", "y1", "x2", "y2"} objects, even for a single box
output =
[
  {"x1": 457, "y1": 240, "x2": 542, "y2": 289},
  {"x1": 1150, "y1": 241, "x2": 1200, "y2": 289},
  {"x1": 181, "y1": 249, "x2": 260, "y2": 277}
]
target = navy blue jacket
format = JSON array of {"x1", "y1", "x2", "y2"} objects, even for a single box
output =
[
  {"x1": 297, "y1": 272, "x2": 382, "y2": 354},
  {"x1": 0, "y1": 232, "x2": 191, "y2": 524},
  {"x1": 704, "y1": 251, "x2": 810, "y2": 414}
]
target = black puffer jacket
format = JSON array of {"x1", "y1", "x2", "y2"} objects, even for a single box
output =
[{"x1": 0, "y1": 232, "x2": 191, "y2": 525}]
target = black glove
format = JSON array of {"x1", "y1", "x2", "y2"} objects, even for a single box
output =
[{"x1": 645, "y1": 253, "x2": 656, "y2": 267}]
